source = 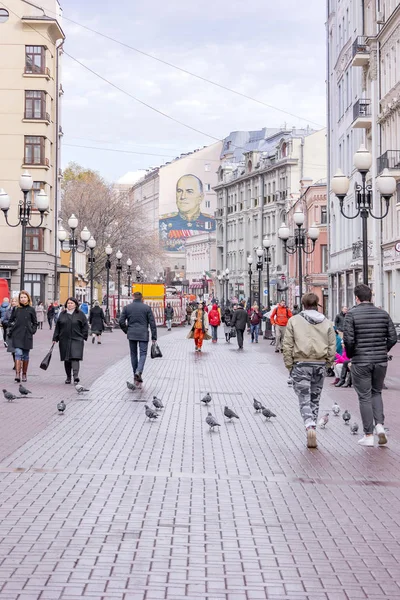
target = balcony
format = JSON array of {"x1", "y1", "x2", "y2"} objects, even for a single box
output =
[
  {"x1": 352, "y1": 99, "x2": 372, "y2": 128},
  {"x1": 23, "y1": 66, "x2": 51, "y2": 79},
  {"x1": 377, "y1": 150, "x2": 400, "y2": 179},
  {"x1": 351, "y1": 37, "x2": 370, "y2": 67},
  {"x1": 22, "y1": 157, "x2": 50, "y2": 169}
]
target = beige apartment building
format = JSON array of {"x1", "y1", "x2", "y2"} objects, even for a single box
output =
[{"x1": 0, "y1": 0, "x2": 64, "y2": 301}]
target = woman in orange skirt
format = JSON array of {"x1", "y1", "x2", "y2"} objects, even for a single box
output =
[{"x1": 187, "y1": 302, "x2": 211, "y2": 352}]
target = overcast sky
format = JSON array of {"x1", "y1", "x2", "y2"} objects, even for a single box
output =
[{"x1": 59, "y1": 0, "x2": 327, "y2": 182}]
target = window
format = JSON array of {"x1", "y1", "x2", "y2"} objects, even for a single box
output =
[
  {"x1": 25, "y1": 46, "x2": 45, "y2": 74},
  {"x1": 24, "y1": 136, "x2": 45, "y2": 165},
  {"x1": 26, "y1": 228, "x2": 44, "y2": 252},
  {"x1": 205, "y1": 183, "x2": 211, "y2": 191},
  {"x1": 205, "y1": 200, "x2": 211, "y2": 208},
  {"x1": 25, "y1": 91, "x2": 46, "y2": 119},
  {"x1": 321, "y1": 245, "x2": 328, "y2": 273},
  {"x1": 321, "y1": 206, "x2": 327, "y2": 224},
  {"x1": 204, "y1": 163, "x2": 211, "y2": 172}
]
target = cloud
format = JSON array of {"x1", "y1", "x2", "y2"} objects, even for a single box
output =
[{"x1": 60, "y1": 0, "x2": 326, "y2": 181}]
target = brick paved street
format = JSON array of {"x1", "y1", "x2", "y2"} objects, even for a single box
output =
[{"x1": 0, "y1": 326, "x2": 400, "y2": 600}]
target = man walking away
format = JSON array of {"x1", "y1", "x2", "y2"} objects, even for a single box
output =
[
  {"x1": 47, "y1": 302, "x2": 55, "y2": 330},
  {"x1": 270, "y1": 300, "x2": 292, "y2": 353},
  {"x1": 249, "y1": 303, "x2": 263, "y2": 343},
  {"x1": 343, "y1": 284, "x2": 397, "y2": 447},
  {"x1": 231, "y1": 302, "x2": 250, "y2": 351},
  {"x1": 165, "y1": 303, "x2": 174, "y2": 331},
  {"x1": 283, "y1": 293, "x2": 336, "y2": 449},
  {"x1": 119, "y1": 292, "x2": 157, "y2": 384},
  {"x1": 334, "y1": 306, "x2": 348, "y2": 336}
]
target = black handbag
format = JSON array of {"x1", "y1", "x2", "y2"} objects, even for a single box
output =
[
  {"x1": 229, "y1": 327, "x2": 237, "y2": 338},
  {"x1": 40, "y1": 342, "x2": 55, "y2": 371},
  {"x1": 150, "y1": 342, "x2": 162, "y2": 359}
]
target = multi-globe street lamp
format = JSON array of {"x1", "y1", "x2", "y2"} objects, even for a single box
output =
[
  {"x1": 278, "y1": 209, "x2": 320, "y2": 303},
  {"x1": 331, "y1": 144, "x2": 396, "y2": 285},
  {"x1": 217, "y1": 268, "x2": 229, "y2": 307},
  {"x1": 87, "y1": 236, "x2": 97, "y2": 307},
  {"x1": 126, "y1": 258, "x2": 132, "y2": 297},
  {"x1": 201, "y1": 271, "x2": 208, "y2": 300},
  {"x1": 115, "y1": 250, "x2": 123, "y2": 319},
  {"x1": 0, "y1": 171, "x2": 49, "y2": 290},
  {"x1": 262, "y1": 238, "x2": 272, "y2": 310},
  {"x1": 105, "y1": 244, "x2": 112, "y2": 323},
  {"x1": 136, "y1": 265, "x2": 145, "y2": 282},
  {"x1": 58, "y1": 215, "x2": 92, "y2": 298},
  {"x1": 247, "y1": 256, "x2": 253, "y2": 306}
]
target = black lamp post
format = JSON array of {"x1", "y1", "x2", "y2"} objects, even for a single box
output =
[
  {"x1": 263, "y1": 238, "x2": 272, "y2": 310},
  {"x1": 331, "y1": 144, "x2": 396, "y2": 285},
  {"x1": 0, "y1": 172, "x2": 49, "y2": 291},
  {"x1": 224, "y1": 269, "x2": 229, "y2": 306},
  {"x1": 105, "y1": 244, "x2": 112, "y2": 323},
  {"x1": 116, "y1": 250, "x2": 122, "y2": 319},
  {"x1": 201, "y1": 271, "x2": 207, "y2": 300},
  {"x1": 256, "y1": 247, "x2": 264, "y2": 308},
  {"x1": 87, "y1": 236, "x2": 96, "y2": 307},
  {"x1": 58, "y1": 215, "x2": 92, "y2": 298},
  {"x1": 126, "y1": 258, "x2": 132, "y2": 297},
  {"x1": 136, "y1": 265, "x2": 144, "y2": 282},
  {"x1": 278, "y1": 209, "x2": 320, "y2": 304},
  {"x1": 247, "y1": 256, "x2": 253, "y2": 306}
]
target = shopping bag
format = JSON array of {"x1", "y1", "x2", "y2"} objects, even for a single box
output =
[
  {"x1": 229, "y1": 327, "x2": 237, "y2": 338},
  {"x1": 150, "y1": 342, "x2": 162, "y2": 359},
  {"x1": 40, "y1": 342, "x2": 55, "y2": 371}
]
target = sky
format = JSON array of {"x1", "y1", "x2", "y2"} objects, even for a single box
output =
[{"x1": 58, "y1": 0, "x2": 327, "y2": 182}]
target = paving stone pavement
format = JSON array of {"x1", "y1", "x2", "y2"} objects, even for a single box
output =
[{"x1": 0, "y1": 326, "x2": 400, "y2": 600}]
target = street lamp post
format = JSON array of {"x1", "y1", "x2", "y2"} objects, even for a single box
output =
[
  {"x1": 126, "y1": 258, "x2": 132, "y2": 297},
  {"x1": 263, "y1": 238, "x2": 272, "y2": 310},
  {"x1": 247, "y1": 256, "x2": 253, "y2": 306},
  {"x1": 224, "y1": 268, "x2": 229, "y2": 306},
  {"x1": 201, "y1": 271, "x2": 207, "y2": 300},
  {"x1": 0, "y1": 172, "x2": 49, "y2": 291},
  {"x1": 58, "y1": 215, "x2": 91, "y2": 298},
  {"x1": 331, "y1": 144, "x2": 396, "y2": 285},
  {"x1": 116, "y1": 250, "x2": 122, "y2": 319},
  {"x1": 136, "y1": 265, "x2": 142, "y2": 282},
  {"x1": 87, "y1": 236, "x2": 96, "y2": 307},
  {"x1": 105, "y1": 245, "x2": 112, "y2": 323},
  {"x1": 256, "y1": 247, "x2": 264, "y2": 308},
  {"x1": 278, "y1": 209, "x2": 320, "y2": 304}
]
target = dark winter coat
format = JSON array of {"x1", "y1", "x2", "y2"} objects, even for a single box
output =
[
  {"x1": 231, "y1": 308, "x2": 250, "y2": 331},
  {"x1": 343, "y1": 303, "x2": 397, "y2": 365},
  {"x1": 165, "y1": 305, "x2": 174, "y2": 319},
  {"x1": 119, "y1": 299, "x2": 157, "y2": 342},
  {"x1": 89, "y1": 305, "x2": 106, "y2": 334},
  {"x1": 334, "y1": 311, "x2": 347, "y2": 332},
  {"x1": 9, "y1": 304, "x2": 37, "y2": 350},
  {"x1": 53, "y1": 309, "x2": 89, "y2": 361},
  {"x1": 0, "y1": 301, "x2": 11, "y2": 324}
]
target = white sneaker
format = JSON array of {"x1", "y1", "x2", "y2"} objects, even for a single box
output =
[
  {"x1": 374, "y1": 424, "x2": 388, "y2": 446},
  {"x1": 358, "y1": 435, "x2": 374, "y2": 447}
]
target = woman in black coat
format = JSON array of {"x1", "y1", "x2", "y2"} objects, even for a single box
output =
[
  {"x1": 53, "y1": 297, "x2": 89, "y2": 384},
  {"x1": 9, "y1": 290, "x2": 37, "y2": 383},
  {"x1": 89, "y1": 301, "x2": 106, "y2": 344}
]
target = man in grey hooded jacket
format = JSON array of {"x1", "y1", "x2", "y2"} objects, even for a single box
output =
[{"x1": 283, "y1": 293, "x2": 336, "y2": 448}]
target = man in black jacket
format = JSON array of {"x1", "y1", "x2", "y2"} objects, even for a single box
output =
[
  {"x1": 334, "y1": 306, "x2": 348, "y2": 334},
  {"x1": 119, "y1": 292, "x2": 157, "y2": 383},
  {"x1": 231, "y1": 303, "x2": 250, "y2": 350},
  {"x1": 344, "y1": 284, "x2": 397, "y2": 447}
]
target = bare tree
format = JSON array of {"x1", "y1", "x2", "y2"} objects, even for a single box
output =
[{"x1": 61, "y1": 163, "x2": 163, "y2": 284}]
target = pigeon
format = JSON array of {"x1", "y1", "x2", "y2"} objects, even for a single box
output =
[
  {"x1": 19, "y1": 384, "x2": 32, "y2": 396},
  {"x1": 57, "y1": 400, "x2": 66, "y2": 414},
  {"x1": 3, "y1": 389, "x2": 18, "y2": 402},
  {"x1": 145, "y1": 405, "x2": 158, "y2": 420},
  {"x1": 332, "y1": 402, "x2": 340, "y2": 416},
  {"x1": 75, "y1": 384, "x2": 90, "y2": 394},
  {"x1": 253, "y1": 398, "x2": 264, "y2": 412},
  {"x1": 342, "y1": 410, "x2": 351, "y2": 424},
  {"x1": 201, "y1": 392, "x2": 212, "y2": 405},
  {"x1": 206, "y1": 412, "x2": 220, "y2": 430},
  {"x1": 318, "y1": 413, "x2": 330, "y2": 428},
  {"x1": 152, "y1": 396, "x2": 164, "y2": 410},
  {"x1": 350, "y1": 422, "x2": 359, "y2": 435},
  {"x1": 262, "y1": 408, "x2": 276, "y2": 420},
  {"x1": 224, "y1": 406, "x2": 239, "y2": 421},
  {"x1": 126, "y1": 381, "x2": 136, "y2": 391}
]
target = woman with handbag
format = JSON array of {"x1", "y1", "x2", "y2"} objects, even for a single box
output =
[
  {"x1": 53, "y1": 297, "x2": 89, "y2": 384},
  {"x1": 8, "y1": 291, "x2": 37, "y2": 383},
  {"x1": 187, "y1": 302, "x2": 211, "y2": 352},
  {"x1": 89, "y1": 301, "x2": 106, "y2": 344},
  {"x1": 223, "y1": 306, "x2": 233, "y2": 343}
]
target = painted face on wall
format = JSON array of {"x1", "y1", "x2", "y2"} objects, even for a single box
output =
[{"x1": 176, "y1": 175, "x2": 204, "y2": 218}]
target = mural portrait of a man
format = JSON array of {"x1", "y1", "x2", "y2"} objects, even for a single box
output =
[{"x1": 159, "y1": 174, "x2": 216, "y2": 252}]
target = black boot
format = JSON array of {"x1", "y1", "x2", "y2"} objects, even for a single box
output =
[
  {"x1": 335, "y1": 362, "x2": 349, "y2": 387},
  {"x1": 343, "y1": 372, "x2": 352, "y2": 388}
]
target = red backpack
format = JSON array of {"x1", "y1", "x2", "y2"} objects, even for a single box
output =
[{"x1": 208, "y1": 309, "x2": 220, "y2": 326}]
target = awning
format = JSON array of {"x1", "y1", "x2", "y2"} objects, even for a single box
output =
[{"x1": 189, "y1": 282, "x2": 205, "y2": 289}]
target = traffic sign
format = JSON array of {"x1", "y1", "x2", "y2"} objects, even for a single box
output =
[{"x1": 263, "y1": 288, "x2": 269, "y2": 296}]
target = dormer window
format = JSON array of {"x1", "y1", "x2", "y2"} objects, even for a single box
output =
[
  {"x1": 281, "y1": 142, "x2": 288, "y2": 158},
  {"x1": 247, "y1": 160, "x2": 252, "y2": 172}
]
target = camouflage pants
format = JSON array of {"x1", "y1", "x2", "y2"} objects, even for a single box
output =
[{"x1": 291, "y1": 364, "x2": 326, "y2": 428}]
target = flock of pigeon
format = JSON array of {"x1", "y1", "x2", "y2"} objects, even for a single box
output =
[
  {"x1": 3, "y1": 383, "x2": 90, "y2": 416},
  {"x1": 319, "y1": 401, "x2": 359, "y2": 434}
]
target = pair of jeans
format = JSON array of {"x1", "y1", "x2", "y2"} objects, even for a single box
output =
[
  {"x1": 48, "y1": 316, "x2": 53, "y2": 329},
  {"x1": 129, "y1": 340, "x2": 149, "y2": 375},
  {"x1": 236, "y1": 328, "x2": 244, "y2": 349},
  {"x1": 64, "y1": 360, "x2": 80, "y2": 381},
  {"x1": 166, "y1": 319, "x2": 172, "y2": 330},
  {"x1": 15, "y1": 348, "x2": 30, "y2": 361},
  {"x1": 210, "y1": 325, "x2": 218, "y2": 341},
  {"x1": 250, "y1": 323, "x2": 259, "y2": 342},
  {"x1": 351, "y1": 362, "x2": 387, "y2": 434}
]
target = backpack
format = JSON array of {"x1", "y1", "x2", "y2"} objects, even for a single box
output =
[
  {"x1": 209, "y1": 310, "x2": 220, "y2": 326},
  {"x1": 250, "y1": 311, "x2": 259, "y2": 324}
]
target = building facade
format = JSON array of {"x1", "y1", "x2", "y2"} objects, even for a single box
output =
[
  {"x1": 214, "y1": 128, "x2": 327, "y2": 304},
  {"x1": 0, "y1": 0, "x2": 64, "y2": 302},
  {"x1": 185, "y1": 232, "x2": 216, "y2": 298}
]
